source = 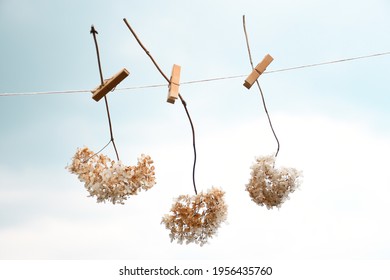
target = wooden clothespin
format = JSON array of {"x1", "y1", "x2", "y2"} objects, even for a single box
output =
[
  {"x1": 167, "y1": 64, "x2": 181, "y2": 104},
  {"x1": 91, "y1": 68, "x2": 130, "y2": 101},
  {"x1": 243, "y1": 54, "x2": 273, "y2": 89}
]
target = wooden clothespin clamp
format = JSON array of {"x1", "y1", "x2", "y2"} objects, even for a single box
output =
[
  {"x1": 167, "y1": 64, "x2": 181, "y2": 104},
  {"x1": 91, "y1": 68, "x2": 130, "y2": 101},
  {"x1": 243, "y1": 54, "x2": 273, "y2": 89}
]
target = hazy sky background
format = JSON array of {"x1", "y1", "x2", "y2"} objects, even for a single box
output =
[{"x1": 0, "y1": 0, "x2": 389, "y2": 259}]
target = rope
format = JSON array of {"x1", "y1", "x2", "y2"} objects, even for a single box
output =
[{"x1": 1, "y1": 51, "x2": 389, "y2": 97}]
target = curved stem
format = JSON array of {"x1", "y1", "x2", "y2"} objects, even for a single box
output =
[
  {"x1": 179, "y1": 94, "x2": 197, "y2": 195},
  {"x1": 242, "y1": 15, "x2": 280, "y2": 157},
  {"x1": 123, "y1": 18, "x2": 198, "y2": 194},
  {"x1": 83, "y1": 139, "x2": 112, "y2": 163},
  {"x1": 254, "y1": 80, "x2": 280, "y2": 157}
]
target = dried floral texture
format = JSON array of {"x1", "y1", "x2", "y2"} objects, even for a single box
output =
[
  {"x1": 67, "y1": 147, "x2": 156, "y2": 204},
  {"x1": 246, "y1": 155, "x2": 302, "y2": 209},
  {"x1": 162, "y1": 187, "x2": 228, "y2": 246}
]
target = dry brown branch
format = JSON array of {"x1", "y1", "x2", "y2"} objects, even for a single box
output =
[
  {"x1": 123, "y1": 18, "x2": 198, "y2": 194},
  {"x1": 242, "y1": 15, "x2": 280, "y2": 157}
]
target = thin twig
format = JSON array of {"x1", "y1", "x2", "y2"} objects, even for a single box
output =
[
  {"x1": 83, "y1": 139, "x2": 112, "y2": 163},
  {"x1": 123, "y1": 18, "x2": 170, "y2": 83},
  {"x1": 123, "y1": 18, "x2": 198, "y2": 195},
  {"x1": 178, "y1": 94, "x2": 197, "y2": 195},
  {"x1": 243, "y1": 17, "x2": 255, "y2": 69},
  {"x1": 103, "y1": 95, "x2": 120, "y2": 161},
  {"x1": 242, "y1": 15, "x2": 280, "y2": 158},
  {"x1": 90, "y1": 25, "x2": 120, "y2": 161}
]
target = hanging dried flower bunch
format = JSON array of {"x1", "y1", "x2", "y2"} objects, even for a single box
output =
[
  {"x1": 67, "y1": 147, "x2": 156, "y2": 204},
  {"x1": 161, "y1": 187, "x2": 228, "y2": 246},
  {"x1": 246, "y1": 155, "x2": 302, "y2": 209}
]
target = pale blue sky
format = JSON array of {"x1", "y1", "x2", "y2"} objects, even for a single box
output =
[{"x1": 0, "y1": 0, "x2": 389, "y2": 259}]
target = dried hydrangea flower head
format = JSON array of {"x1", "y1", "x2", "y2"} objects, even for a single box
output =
[
  {"x1": 67, "y1": 147, "x2": 156, "y2": 204},
  {"x1": 246, "y1": 155, "x2": 302, "y2": 209},
  {"x1": 162, "y1": 187, "x2": 228, "y2": 246}
]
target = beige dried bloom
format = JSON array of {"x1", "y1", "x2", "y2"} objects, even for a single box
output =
[
  {"x1": 246, "y1": 155, "x2": 302, "y2": 209},
  {"x1": 161, "y1": 187, "x2": 228, "y2": 246},
  {"x1": 67, "y1": 147, "x2": 156, "y2": 204}
]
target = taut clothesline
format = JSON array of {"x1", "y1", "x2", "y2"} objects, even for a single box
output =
[{"x1": 1, "y1": 50, "x2": 389, "y2": 97}]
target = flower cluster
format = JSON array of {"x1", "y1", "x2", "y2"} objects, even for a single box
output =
[
  {"x1": 161, "y1": 187, "x2": 228, "y2": 246},
  {"x1": 67, "y1": 147, "x2": 156, "y2": 204},
  {"x1": 246, "y1": 155, "x2": 302, "y2": 209}
]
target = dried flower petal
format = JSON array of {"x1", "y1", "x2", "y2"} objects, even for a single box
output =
[
  {"x1": 246, "y1": 155, "x2": 302, "y2": 209},
  {"x1": 67, "y1": 147, "x2": 156, "y2": 204},
  {"x1": 161, "y1": 187, "x2": 228, "y2": 246}
]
